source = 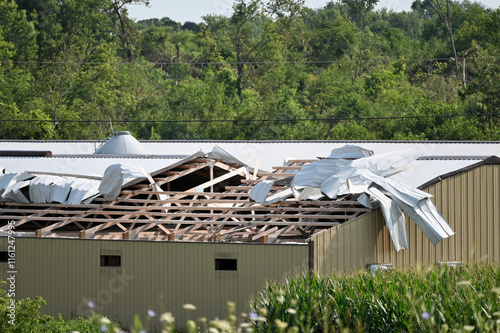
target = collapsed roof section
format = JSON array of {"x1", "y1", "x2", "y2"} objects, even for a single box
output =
[
  {"x1": 251, "y1": 147, "x2": 455, "y2": 251},
  {"x1": 0, "y1": 144, "x2": 474, "y2": 248},
  {"x1": 0, "y1": 147, "x2": 371, "y2": 243}
]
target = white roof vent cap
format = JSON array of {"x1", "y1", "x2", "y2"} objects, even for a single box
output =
[{"x1": 94, "y1": 131, "x2": 151, "y2": 155}]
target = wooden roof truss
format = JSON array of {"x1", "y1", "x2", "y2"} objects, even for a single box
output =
[{"x1": 0, "y1": 157, "x2": 371, "y2": 243}]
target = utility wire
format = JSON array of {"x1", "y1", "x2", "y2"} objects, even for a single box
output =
[
  {"x1": 1, "y1": 113, "x2": 498, "y2": 125},
  {"x1": 4, "y1": 56, "x2": 500, "y2": 66}
]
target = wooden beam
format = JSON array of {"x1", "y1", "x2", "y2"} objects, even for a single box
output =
[
  {"x1": 251, "y1": 226, "x2": 278, "y2": 241},
  {"x1": 0, "y1": 215, "x2": 343, "y2": 227},
  {"x1": 192, "y1": 166, "x2": 248, "y2": 193},
  {"x1": 272, "y1": 166, "x2": 303, "y2": 170},
  {"x1": 0, "y1": 207, "x2": 58, "y2": 231},
  {"x1": 0, "y1": 205, "x2": 369, "y2": 215},
  {"x1": 286, "y1": 159, "x2": 317, "y2": 164},
  {"x1": 156, "y1": 162, "x2": 212, "y2": 185}
]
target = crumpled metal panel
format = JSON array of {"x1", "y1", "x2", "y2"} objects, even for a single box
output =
[
  {"x1": 0, "y1": 173, "x2": 33, "y2": 201},
  {"x1": 29, "y1": 175, "x2": 62, "y2": 203},
  {"x1": 2, "y1": 180, "x2": 31, "y2": 203},
  {"x1": 208, "y1": 145, "x2": 246, "y2": 166},
  {"x1": 250, "y1": 180, "x2": 293, "y2": 205},
  {"x1": 0, "y1": 172, "x2": 101, "y2": 204},
  {"x1": 326, "y1": 145, "x2": 374, "y2": 159},
  {"x1": 365, "y1": 187, "x2": 409, "y2": 251},
  {"x1": 66, "y1": 178, "x2": 100, "y2": 204},
  {"x1": 256, "y1": 145, "x2": 455, "y2": 250},
  {"x1": 98, "y1": 163, "x2": 151, "y2": 199}
]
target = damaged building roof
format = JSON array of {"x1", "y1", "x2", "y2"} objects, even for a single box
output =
[{"x1": 0, "y1": 134, "x2": 499, "y2": 250}]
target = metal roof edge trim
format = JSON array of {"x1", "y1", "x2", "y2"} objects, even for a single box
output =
[
  {"x1": 418, "y1": 155, "x2": 500, "y2": 189},
  {"x1": 49, "y1": 154, "x2": 189, "y2": 159},
  {"x1": 2, "y1": 139, "x2": 500, "y2": 144},
  {"x1": 0, "y1": 140, "x2": 104, "y2": 143},
  {"x1": 0, "y1": 234, "x2": 308, "y2": 246},
  {"x1": 417, "y1": 155, "x2": 492, "y2": 160},
  {"x1": 141, "y1": 139, "x2": 500, "y2": 144},
  {"x1": 0, "y1": 150, "x2": 53, "y2": 157}
]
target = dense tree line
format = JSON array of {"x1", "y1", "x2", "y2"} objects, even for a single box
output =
[{"x1": 0, "y1": 0, "x2": 498, "y2": 140}]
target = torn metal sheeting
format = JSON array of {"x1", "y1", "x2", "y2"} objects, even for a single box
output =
[
  {"x1": 391, "y1": 196, "x2": 454, "y2": 246},
  {"x1": 255, "y1": 145, "x2": 454, "y2": 250},
  {"x1": 290, "y1": 159, "x2": 350, "y2": 188},
  {"x1": 0, "y1": 173, "x2": 34, "y2": 200},
  {"x1": 366, "y1": 187, "x2": 409, "y2": 251},
  {"x1": 3, "y1": 179, "x2": 31, "y2": 203},
  {"x1": 29, "y1": 175, "x2": 65, "y2": 203},
  {"x1": 99, "y1": 164, "x2": 153, "y2": 199},
  {"x1": 348, "y1": 149, "x2": 423, "y2": 178},
  {"x1": 326, "y1": 145, "x2": 374, "y2": 159},
  {"x1": 208, "y1": 145, "x2": 246, "y2": 166},
  {"x1": 250, "y1": 181, "x2": 294, "y2": 205},
  {"x1": 0, "y1": 171, "x2": 101, "y2": 205},
  {"x1": 65, "y1": 178, "x2": 101, "y2": 205}
]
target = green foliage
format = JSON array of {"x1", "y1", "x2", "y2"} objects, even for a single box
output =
[
  {"x1": 0, "y1": 103, "x2": 54, "y2": 139},
  {"x1": 0, "y1": 0, "x2": 499, "y2": 140},
  {"x1": 251, "y1": 264, "x2": 500, "y2": 332},
  {"x1": 0, "y1": 281, "x2": 119, "y2": 332}
]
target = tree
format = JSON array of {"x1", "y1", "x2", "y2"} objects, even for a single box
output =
[
  {"x1": 230, "y1": 0, "x2": 262, "y2": 100},
  {"x1": 109, "y1": 0, "x2": 150, "y2": 59},
  {"x1": 424, "y1": 0, "x2": 461, "y2": 82},
  {"x1": 341, "y1": 0, "x2": 379, "y2": 79}
]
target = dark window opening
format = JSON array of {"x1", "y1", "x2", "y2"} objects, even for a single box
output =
[
  {"x1": 0, "y1": 251, "x2": 7, "y2": 263},
  {"x1": 215, "y1": 258, "x2": 237, "y2": 271},
  {"x1": 101, "y1": 255, "x2": 121, "y2": 267}
]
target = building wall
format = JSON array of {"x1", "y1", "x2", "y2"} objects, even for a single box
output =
[
  {"x1": 0, "y1": 238, "x2": 308, "y2": 330},
  {"x1": 312, "y1": 164, "x2": 500, "y2": 274}
]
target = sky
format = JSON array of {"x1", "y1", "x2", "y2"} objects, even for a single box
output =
[{"x1": 126, "y1": 0, "x2": 500, "y2": 24}]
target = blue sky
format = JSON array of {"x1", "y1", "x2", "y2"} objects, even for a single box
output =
[{"x1": 127, "y1": 0, "x2": 499, "y2": 24}]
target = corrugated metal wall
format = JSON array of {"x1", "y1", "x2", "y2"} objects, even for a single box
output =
[
  {"x1": 312, "y1": 164, "x2": 500, "y2": 274},
  {"x1": 0, "y1": 238, "x2": 308, "y2": 330}
]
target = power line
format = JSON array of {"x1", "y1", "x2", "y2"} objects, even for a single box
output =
[
  {"x1": 4, "y1": 56, "x2": 500, "y2": 66},
  {"x1": 1, "y1": 113, "x2": 498, "y2": 125}
]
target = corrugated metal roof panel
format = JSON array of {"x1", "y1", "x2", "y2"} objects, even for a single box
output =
[
  {"x1": 142, "y1": 141, "x2": 500, "y2": 171},
  {"x1": 2, "y1": 140, "x2": 499, "y2": 171},
  {"x1": 0, "y1": 156, "x2": 188, "y2": 177},
  {"x1": 387, "y1": 159, "x2": 485, "y2": 188}
]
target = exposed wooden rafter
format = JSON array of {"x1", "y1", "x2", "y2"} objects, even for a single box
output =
[{"x1": 0, "y1": 157, "x2": 371, "y2": 243}]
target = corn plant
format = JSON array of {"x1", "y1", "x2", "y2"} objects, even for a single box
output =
[{"x1": 250, "y1": 264, "x2": 500, "y2": 332}]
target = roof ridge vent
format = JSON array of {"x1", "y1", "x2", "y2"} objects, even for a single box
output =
[{"x1": 93, "y1": 131, "x2": 151, "y2": 155}]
